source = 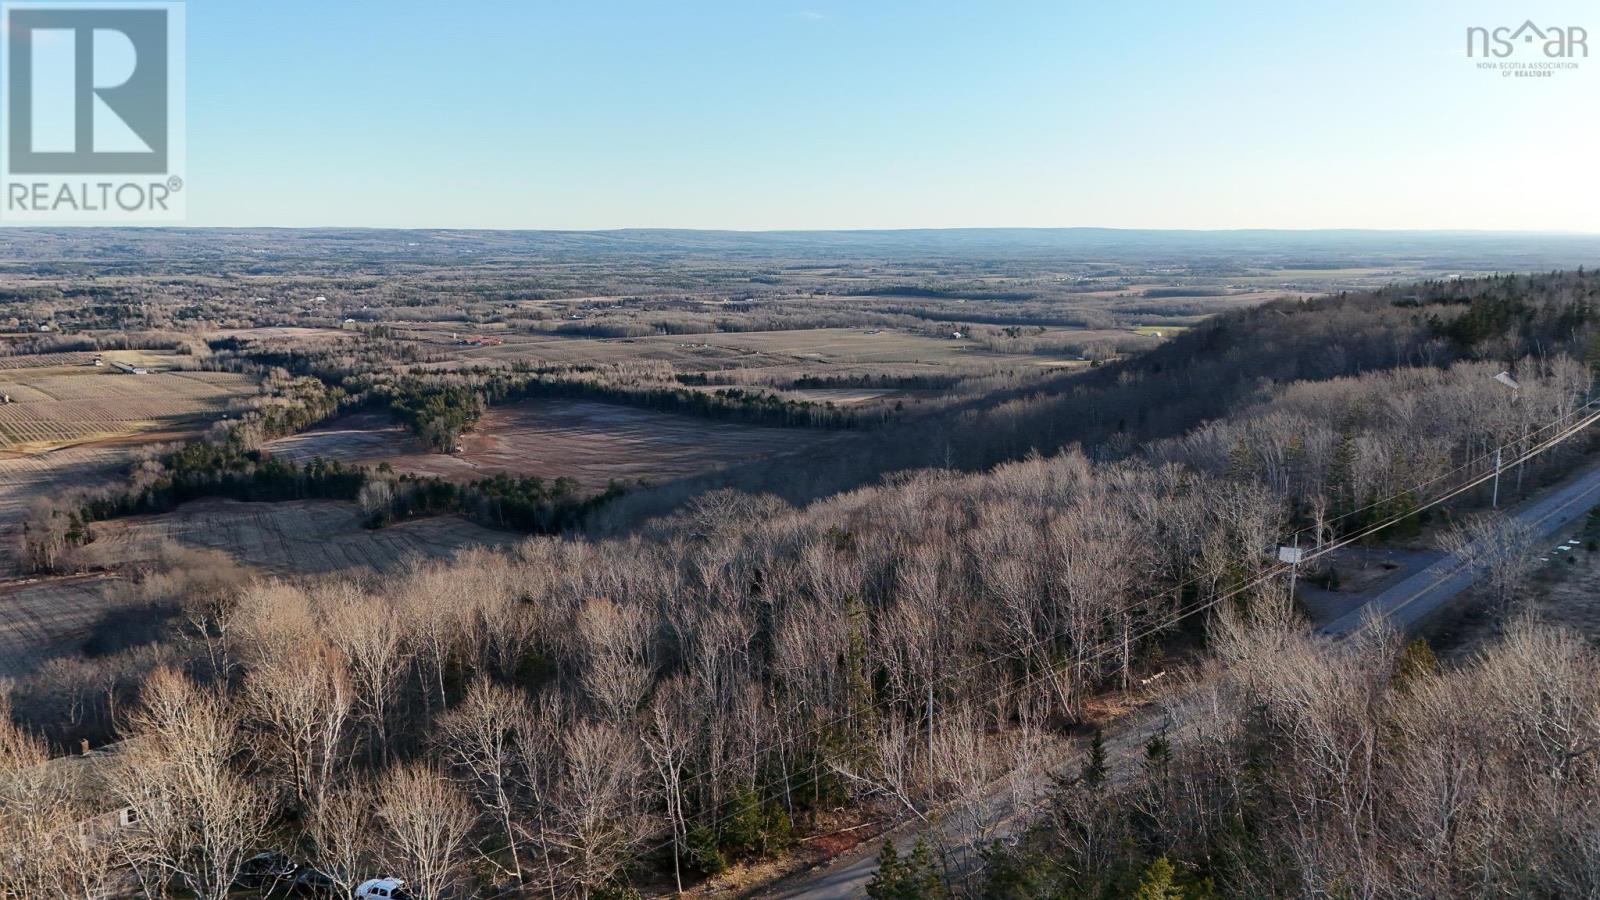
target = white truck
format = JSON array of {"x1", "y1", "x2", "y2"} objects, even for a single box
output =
[{"x1": 353, "y1": 877, "x2": 413, "y2": 900}]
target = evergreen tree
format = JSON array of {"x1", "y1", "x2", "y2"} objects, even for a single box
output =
[
  {"x1": 1132, "y1": 856, "x2": 1184, "y2": 900},
  {"x1": 905, "y1": 839, "x2": 947, "y2": 898},
  {"x1": 1081, "y1": 728, "x2": 1108, "y2": 790},
  {"x1": 868, "y1": 842, "x2": 906, "y2": 900},
  {"x1": 1393, "y1": 637, "x2": 1440, "y2": 688},
  {"x1": 1144, "y1": 731, "x2": 1171, "y2": 776},
  {"x1": 867, "y1": 838, "x2": 948, "y2": 900},
  {"x1": 1327, "y1": 430, "x2": 1359, "y2": 522}
]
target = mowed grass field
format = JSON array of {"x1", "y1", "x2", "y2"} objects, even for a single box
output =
[
  {"x1": 1132, "y1": 324, "x2": 1189, "y2": 337},
  {"x1": 0, "y1": 444, "x2": 139, "y2": 573},
  {"x1": 419, "y1": 326, "x2": 1096, "y2": 374},
  {"x1": 0, "y1": 575, "x2": 125, "y2": 677},
  {"x1": 262, "y1": 411, "x2": 415, "y2": 464},
  {"x1": 264, "y1": 399, "x2": 841, "y2": 489},
  {"x1": 0, "y1": 501, "x2": 522, "y2": 678},
  {"x1": 0, "y1": 352, "x2": 257, "y2": 452},
  {"x1": 652, "y1": 327, "x2": 1063, "y2": 365},
  {"x1": 85, "y1": 498, "x2": 520, "y2": 576}
]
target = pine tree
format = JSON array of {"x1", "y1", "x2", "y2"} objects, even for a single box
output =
[
  {"x1": 837, "y1": 595, "x2": 878, "y2": 766},
  {"x1": 866, "y1": 840, "x2": 904, "y2": 900},
  {"x1": 866, "y1": 838, "x2": 948, "y2": 899},
  {"x1": 906, "y1": 838, "x2": 947, "y2": 898},
  {"x1": 1081, "y1": 728, "x2": 1107, "y2": 790},
  {"x1": 1327, "y1": 430, "x2": 1359, "y2": 522},
  {"x1": 1144, "y1": 731, "x2": 1171, "y2": 776},
  {"x1": 1393, "y1": 637, "x2": 1440, "y2": 688},
  {"x1": 1226, "y1": 436, "x2": 1253, "y2": 480},
  {"x1": 1133, "y1": 856, "x2": 1184, "y2": 900}
]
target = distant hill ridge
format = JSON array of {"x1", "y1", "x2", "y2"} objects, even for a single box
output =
[{"x1": 1, "y1": 226, "x2": 1598, "y2": 267}]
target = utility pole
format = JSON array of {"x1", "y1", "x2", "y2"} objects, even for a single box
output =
[
  {"x1": 1491, "y1": 372, "x2": 1519, "y2": 509},
  {"x1": 1492, "y1": 446, "x2": 1502, "y2": 509},
  {"x1": 1516, "y1": 421, "x2": 1529, "y2": 494},
  {"x1": 1277, "y1": 533, "x2": 1304, "y2": 597},
  {"x1": 1288, "y1": 531, "x2": 1300, "y2": 598},
  {"x1": 926, "y1": 678, "x2": 935, "y2": 764}
]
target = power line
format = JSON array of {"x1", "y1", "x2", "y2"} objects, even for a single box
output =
[
  {"x1": 617, "y1": 401, "x2": 1600, "y2": 874},
  {"x1": 643, "y1": 397, "x2": 1600, "y2": 815}
]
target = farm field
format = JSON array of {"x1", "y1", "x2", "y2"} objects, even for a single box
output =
[
  {"x1": 261, "y1": 410, "x2": 416, "y2": 464},
  {"x1": 210, "y1": 326, "x2": 353, "y2": 342},
  {"x1": 442, "y1": 333, "x2": 741, "y2": 370},
  {"x1": 0, "y1": 362, "x2": 257, "y2": 452},
  {"x1": 649, "y1": 327, "x2": 1080, "y2": 366},
  {"x1": 769, "y1": 387, "x2": 894, "y2": 406},
  {"x1": 0, "y1": 575, "x2": 123, "y2": 678},
  {"x1": 0, "y1": 444, "x2": 138, "y2": 573},
  {"x1": 0, "y1": 348, "x2": 180, "y2": 372},
  {"x1": 1133, "y1": 324, "x2": 1189, "y2": 337},
  {"x1": 0, "y1": 351, "x2": 101, "y2": 370},
  {"x1": 264, "y1": 400, "x2": 841, "y2": 489},
  {"x1": 0, "y1": 500, "x2": 521, "y2": 678},
  {"x1": 430, "y1": 326, "x2": 1097, "y2": 373},
  {"x1": 84, "y1": 498, "x2": 520, "y2": 576}
]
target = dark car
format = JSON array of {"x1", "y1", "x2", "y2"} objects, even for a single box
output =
[
  {"x1": 291, "y1": 867, "x2": 340, "y2": 896},
  {"x1": 236, "y1": 851, "x2": 299, "y2": 893}
]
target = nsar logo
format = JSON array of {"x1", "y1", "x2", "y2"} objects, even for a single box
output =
[{"x1": 1467, "y1": 20, "x2": 1588, "y2": 58}]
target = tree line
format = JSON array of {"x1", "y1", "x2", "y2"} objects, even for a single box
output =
[
  {"x1": 592, "y1": 270, "x2": 1600, "y2": 531},
  {"x1": 350, "y1": 368, "x2": 864, "y2": 454},
  {"x1": 981, "y1": 608, "x2": 1600, "y2": 898},
  {"x1": 17, "y1": 372, "x2": 625, "y2": 573}
]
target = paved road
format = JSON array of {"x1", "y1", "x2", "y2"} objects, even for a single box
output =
[
  {"x1": 751, "y1": 705, "x2": 1174, "y2": 900},
  {"x1": 1321, "y1": 461, "x2": 1600, "y2": 636},
  {"x1": 756, "y1": 460, "x2": 1600, "y2": 900}
]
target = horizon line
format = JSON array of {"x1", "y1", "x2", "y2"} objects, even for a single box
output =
[{"x1": 4, "y1": 225, "x2": 1600, "y2": 237}]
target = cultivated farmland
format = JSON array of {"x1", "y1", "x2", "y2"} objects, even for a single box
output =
[
  {"x1": 260, "y1": 410, "x2": 414, "y2": 464},
  {"x1": 0, "y1": 444, "x2": 138, "y2": 573},
  {"x1": 0, "y1": 501, "x2": 521, "y2": 679},
  {"x1": 429, "y1": 325, "x2": 1094, "y2": 373},
  {"x1": 265, "y1": 399, "x2": 841, "y2": 489},
  {"x1": 0, "y1": 575, "x2": 123, "y2": 678},
  {"x1": 0, "y1": 363, "x2": 257, "y2": 452},
  {"x1": 84, "y1": 498, "x2": 520, "y2": 575}
]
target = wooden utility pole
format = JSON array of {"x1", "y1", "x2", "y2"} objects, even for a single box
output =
[{"x1": 1288, "y1": 531, "x2": 1300, "y2": 598}]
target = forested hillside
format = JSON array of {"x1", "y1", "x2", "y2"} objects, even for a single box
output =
[
  {"x1": 597, "y1": 270, "x2": 1600, "y2": 527},
  {"x1": 969, "y1": 270, "x2": 1599, "y2": 466},
  {"x1": 980, "y1": 612, "x2": 1600, "y2": 898}
]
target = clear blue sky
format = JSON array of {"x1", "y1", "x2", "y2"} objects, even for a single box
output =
[{"x1": 185, "y1": 0, "x2": 1598, "y2": 230}]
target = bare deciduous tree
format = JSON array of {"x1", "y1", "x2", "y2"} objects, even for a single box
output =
[
  {"x1": 376, "y1": 763, "x2": 474, "y2": 900},
  {"x1": 243, "y1": 642, "x2": 352, "y2": 818},
  {"x1": 437, "y1": 679, "x2": 532, "y2": 884},
  {"x1": 1438, "y1": 513, "x2": 1536, "y2": 613},
  {"x1": 554, "y1": 721, "x2": 645, "y2": 898},
  {"x1": 643, "y1": 677, "x2": 696, "y2": 894},
  {"x1": 110, "y1": 667, "x2": 268, "y2": 900},
  {"x1": 0, "y1": 698, "x2": 115, "y2": 899},
  {"x1": 306, "y1": 779, "x2": 379, "y2": 899}
]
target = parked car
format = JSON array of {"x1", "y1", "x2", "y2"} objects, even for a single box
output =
[
  {"x1": 354, "y1": 877, "x2": 413, "y2": 900},
  {"x1": 237, "y1": 851, "x2": 298, "y2": 891},
  {"x1": 290, "y1": 867, "x2": 339, "y2": 896}
]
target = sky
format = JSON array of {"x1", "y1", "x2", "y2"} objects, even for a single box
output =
[{"x1": 179, "y1": 0, "x2": 1599, "y2": 231}]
